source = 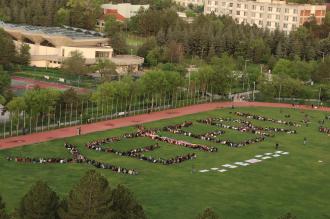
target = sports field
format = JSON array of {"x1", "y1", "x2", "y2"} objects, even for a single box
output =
[{"x1": 0, "y1": 106, "x2": 329, "y2": 219}]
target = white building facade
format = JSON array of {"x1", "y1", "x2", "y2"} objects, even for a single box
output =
[
  {"x1": 204, "y1": 0, "x2": 326, "y2": 33},
  {"x1": 174, "y1": 0, "x2": 205, "y2": 7}
]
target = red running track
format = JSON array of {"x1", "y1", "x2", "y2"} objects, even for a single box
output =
[{"x1": 0, "y1": 101, "x2": 329, "y2": 150}]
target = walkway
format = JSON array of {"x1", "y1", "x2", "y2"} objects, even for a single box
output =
[{"x1": 0, "y1": 101, "x2": 329, "y2": 150}]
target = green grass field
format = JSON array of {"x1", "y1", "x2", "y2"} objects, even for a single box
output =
[{"x1": 0, "y1": 107, "x2": 329, "y2": 219}]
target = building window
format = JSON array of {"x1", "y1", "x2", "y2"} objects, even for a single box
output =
[
  {"x1": 259, "y1": 13, "x2": 262, "y2": 18},
  {"x1": 252, "y1": 5, "x2": 256, "y2": 10},
  {"x1": 95, "y1": 51, "x2": 110, "y2": 58},
  {"x1": 285, "y1": 8, "x2": 289, "y2": 13},
  {"x1": 276, "y1": 15, "x2": 280, "y2": 20},
  {"x1": 293, "y1": 9, "x2": 298, "y2": 14},
  {"x1": 292, "y1": 17, "x2": 297, "y2": 22},
  {"x1": 283, "y1": 23, "x2": 288, "y2": 28},
  {"x1": 275, "y1": 22, "x2": 279, "y2": 27},
  {"x1": 229, "y1": 3, "x2": 233, "y2": 7},
  {"x1": 236, "y1": 11, "x2": 240, "y2": 15},
  {"x1": 252, "y1": 12, "x2": 256, "y2": 17},
  {"x1": 215, "y1": 1, "x2": 218, "y2": 5},
  {"x1": 292, "y1": 24, "x2": 296, "y2": 29},
  {"x1": 260, "y1": 6, "x2": 264, "y2": 11},
  {"x1": 276, "y1": 8, "x2": 281, "y2": 12},
  {"x1": 259, "y1": 20, "x2": 263, "y2": 25},
  {"x1": 284, "y1": 16, "x2": 289, "y2": 21},
  {"x1": 222, "y1": 2, "x2": 226, "y2": 6},
  {"x1": 267, "y1": 21, "x2": 271, "y2": 26},
  {"x1": 244, "y1": 11, "x2": 247, "y2": 16},
  {"x1": 268, "y1": 7, "x2": 272, "y2": 12},
  {"x1": 244, "y1": 4, "x2": 248, "y2": 9},
  {"x1": 267, "y1": 14, "x2": 272, "y2": 19},
  {"x1": 237, "y1": 3, "x2": 241, "y2": 8}
]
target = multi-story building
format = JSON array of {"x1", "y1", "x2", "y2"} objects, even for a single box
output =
[
  {"x1": 204, "y1": 0, "x2": 326, "y2": 33},
  {"x1": 0, "y1": 21, "x2": 144, "y2": 73},
  {"x1": 174, "y1": 0, "x2": 205, "y2": 7}
]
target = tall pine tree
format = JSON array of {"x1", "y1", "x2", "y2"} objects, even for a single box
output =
[{"x1": 18, "y1": 181, "x2": 60, "y2": 219}]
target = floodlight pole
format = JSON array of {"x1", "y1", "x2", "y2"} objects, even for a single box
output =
[{"x1": 318, "y1": 87, "x2": 322, "y2": 106}]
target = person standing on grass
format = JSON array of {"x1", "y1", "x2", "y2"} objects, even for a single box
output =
[
  {"x1": 275, "y1": 143, "x2": 279, "y2": 150},
  {"x1": 77, "y1": 127, "x2": 81, "y2": 136},
  {"x1": 303, "y1": 137, "x2": 307, "y2": 145}
]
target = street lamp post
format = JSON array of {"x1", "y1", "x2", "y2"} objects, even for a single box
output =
[
  {"x1": 278, "y1": 83, "x2": 282, "y2": 102},
  {"x1": 318, "y1": 87, "x2": 322, "y2": 106},
  {"x1": 243, "y1": 59, "x2": 250, "y2": 91},
  {"x1": 253, "y1": 81, "x2": 256, "y2": 101}
]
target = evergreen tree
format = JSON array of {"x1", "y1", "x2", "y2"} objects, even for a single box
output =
[
  {"x1": 18, "y1": 181, "x2": 60, "y2": 219},
  {"x1": 0, "y1": 28, "x2": 16, "y2": 67},
  {"x1": 17, "y1": 44, "x2": 31, "y2": 65},
  {"x1": 110, "y1": 184, "x2": 146, "y2": 219},
  {"x1": 60, "y1": 170, "x2": 113, "y2": 219}
]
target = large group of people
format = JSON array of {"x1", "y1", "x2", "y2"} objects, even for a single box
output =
[
  {"x1": 197, "y1": 118, "x2": 297, "y2": 136},
  {"x1": 6, "y1": 143, "x2": 138, "y2": 175},
  {"x1": 84, "y1": 128, "x2": 200, "y2": 164},
  {"x1": 161, "y1": 120, "x2": 266, "y2": 148},
  {"x1": 319, "y1": 126, "x2": 330, "y2": 135},
  {"x1": 233, "y1": 112, "x2": 301, "y2": 127}
]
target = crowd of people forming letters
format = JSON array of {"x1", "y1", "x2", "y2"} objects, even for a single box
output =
[
  {"x1": 6, "y1": 143, "x2": 139, "y2": 175},
  {"x1": 233, "y1": 112, "x2": 301, "y2": 127},
  {"x1": 6, "y1": 112, "x2": 307, "y2": 174},
  {"x1": 86, "y1": 136, "x2": 198, "y2": 165}
]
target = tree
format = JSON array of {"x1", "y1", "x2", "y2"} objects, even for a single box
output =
[
  {"x1": 110, "y1": 33, "x2": 128, "y2": 55},
  {"x1": 196, "y1": 208, "x2": 220, "y2": 219},
  {"x1": 0, "y1": 68, "x2": 11, "y2": 97},
  {"x1": 92, "y1": 82, "x2": 116, "y2": 104},
  {"x1": 94, "y1": 59, "x2": 117, "y2": 81},
  {"x1": 110, "y1": 184, "x2": 146, "y2": 219},
  {"x1": 23, "y1": 87, "x2": 61, "y2": 115},
  {"x1": 60, "y1": 170, "x2": 113, "y2": 219},
  {"x1": 6, "y1": 97, "x2": 27, "y2": 113},
  {"x1": 312, "y1": 56, "x2": 330, "y2": 83},
  {"x1": 0, "y1": 195, "x2": 9, "y2": 219},
  {"x1": 65, "y1": 0, "x2": 103, "y2": 29},
  {"x1": 17, "y1": 44, "x2": 31, "y2": 65},
  {"x1": 18, "y1": 181, "x2": 60, "y2": 219},
  {"x1": 0, "y1": 28, "x2": 16, "y2": 67},
  {"x1": 104, "y1": 16, "x2": 123, "y2": 38},
  {"x1": 55, "y1": 8, "x2": 70, "y2": 26},
  {"x1": 57, "y1": 88, "x2": 80, "y2": 110},
  {"x1": 62, "y1": 51, "x2": 87, "y2": 75}
]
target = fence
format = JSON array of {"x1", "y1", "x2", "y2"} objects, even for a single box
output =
[{"x1": 1, "y1": 88, "x2": 215, "y2": 139}]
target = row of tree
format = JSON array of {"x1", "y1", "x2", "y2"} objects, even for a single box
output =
[
  {"x1": 0, "y1": 170, "x2": 146, "y2": 219},
  {"x1": 0, "y1": 170, "x2": 299, "y2": 219},
  {"x1": 130, "y1": 9, "x2": 330, "y2": 63}
]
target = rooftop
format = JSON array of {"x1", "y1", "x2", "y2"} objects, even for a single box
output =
[{"x1": 0, "y1": 21, "x2": 105, "y2": 40}]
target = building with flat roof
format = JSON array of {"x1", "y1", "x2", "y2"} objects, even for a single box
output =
[
  {"x1": 204, "y1": 0, "x2": 326, "y2": 33},
  {"x1": 0, "y1": 22, "x2": 144, "y2": 74}
]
